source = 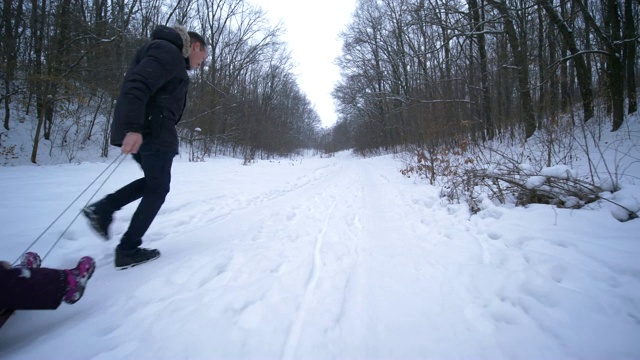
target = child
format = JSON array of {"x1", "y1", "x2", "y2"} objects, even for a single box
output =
[{"x1": 0, "y1": 252, "x2": 96, "y2": 313}]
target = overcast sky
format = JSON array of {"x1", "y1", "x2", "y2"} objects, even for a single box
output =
[{"x1": 250, "y1": 0, "x2": 357, "y2": 128}]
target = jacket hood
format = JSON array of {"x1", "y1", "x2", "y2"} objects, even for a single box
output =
[{"x1": 151, "y1": 25, "x2": 190, "y2": 58}]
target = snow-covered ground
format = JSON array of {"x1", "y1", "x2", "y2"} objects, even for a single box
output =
[{"x1": 0, "y1": 149, "x2": 639, "y2": 359}]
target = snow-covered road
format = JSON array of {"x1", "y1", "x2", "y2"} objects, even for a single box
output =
[{"x1": 1, "y1": 152, "x2": 638, "y2": 359}]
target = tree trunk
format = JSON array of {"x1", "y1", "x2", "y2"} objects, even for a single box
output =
[
  {"x1": 487, "y1": 0, "x2": 536, "y2": 139},
  {"x1": 547, "y1": 8, "x2": 559, "y2": 124},
  {"x1": 2, "y1": 0, "x2": 12, "y2": 130},
  {"x1": 537, "y1": 6, "x2": 545, "y2": 121},
  {"x1": 540, "y1": 0, "x2": 594, "y2": 121},
  {"x1": 576, "y1": 0, "x2": 625, "y2": 130},
  {"x1": 102, "y1": 98, "x2": 115, "y2": 158},
  {"x1": 2, "y1": 0, "x2": 24, "y2": 130},
  {"x1": 31, "y1": 117, "x2": 44, "y2": 164},
  {"x1": 468, "y1": 0, "x2": 493, "y2": 141},
  {"x1": 30, "y1": 0, "x2": 46, "y2": 164},
  {"x1": 604, "y1": 0, "x2": 625, "y2": 130},
  {"x1": 43, "y1": 92, "x2": 54, "y2": 140},
  {"x1": 623, "y1": 0, "x2": 637, "y2": 114}
]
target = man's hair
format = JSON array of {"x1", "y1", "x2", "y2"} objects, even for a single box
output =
[{"x1": 188, "y1": 31, "x2": 206, "y2": 50}]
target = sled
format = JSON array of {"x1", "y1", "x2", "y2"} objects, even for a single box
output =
[{"x1": 0, "y1": 309, "x2": 15, "y2": 329}]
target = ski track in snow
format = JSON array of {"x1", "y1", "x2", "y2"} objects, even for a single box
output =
[{"x1": 1, "y1": 153, "x2": 639, "y2": 359}]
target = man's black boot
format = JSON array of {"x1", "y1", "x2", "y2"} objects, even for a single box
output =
[
  {"x1": 83, "y1": 200, "x2": 113, "y2": 240},
  {"x1": 115, "y1": 246, "x2": 161, "y2": 270}
]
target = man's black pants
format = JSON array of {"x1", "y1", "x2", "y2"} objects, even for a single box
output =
[{"x1": 104, "y1": 143, "x2": 175, "y2": 250}]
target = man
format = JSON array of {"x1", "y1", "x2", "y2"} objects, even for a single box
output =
[{"x1": 83, "y1": 25, "x2": 207, "y2": 269}]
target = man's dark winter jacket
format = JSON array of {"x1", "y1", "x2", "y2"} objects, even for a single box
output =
[{"x1": 110, "y1": 25, "x2": 191, "y2": 152}]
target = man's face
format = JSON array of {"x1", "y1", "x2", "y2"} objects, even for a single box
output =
[{"x1": 189, "y1": 43, "x2": 207, "y2": 69}]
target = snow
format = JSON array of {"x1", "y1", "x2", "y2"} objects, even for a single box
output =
[
  {"x1": 539, "y1": 165, "x2": 576, "y2": 179},
  {"x1": 1, "y1": 148, "x2": 639, "y2": 359},
  {"x1": 525, "y1": 175, "x2": 547, "y2": 189},
  {"x1": 524, "y1": 165, "x2": 577, "y2": 189}
]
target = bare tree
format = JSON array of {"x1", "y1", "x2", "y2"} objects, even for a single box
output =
[
  {"x1": 622, "y1": 0, "x2": 637, "y2": 115},
  {"x1": 487, "y1": 0, "x2": 536, "y2": 139},
  {"x1": 29, "y1": 0, "x2": 48, "y2": 163},
  {"x1": 575, "y1": 0, "x2": 625, "y2": 131},
  {"x1": 467, "y1": 0, "x2": 493, "y2": 140},
  {"x1": 539, "y1": 0, "x2": 594, "y2": 122},
  {"x1": 1, "y1": 0, "x2": 25, "y2": 130}
]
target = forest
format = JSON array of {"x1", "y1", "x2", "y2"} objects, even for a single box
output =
[
  {"x1": 1, "y1": 0, "x2": 638, "y2": 165},
  {"x1": 1, "y1": 0, "x2": 322, "y2": 163},
  {"x1": 329, "y1": 0, "x2": 638, "y2": 154}
]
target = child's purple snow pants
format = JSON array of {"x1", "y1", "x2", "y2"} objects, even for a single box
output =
[{"x1": 0, "y1": 268, "x2": 66, "y2": 310}]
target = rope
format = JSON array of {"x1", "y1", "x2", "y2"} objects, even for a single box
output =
[{"x1": 11, "y1": 154, "x2": 127, "y2": 266}]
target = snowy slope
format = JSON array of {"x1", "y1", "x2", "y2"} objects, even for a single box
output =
[{"x1": 0, "y1": 151, "x2": 639, "y2": 359}]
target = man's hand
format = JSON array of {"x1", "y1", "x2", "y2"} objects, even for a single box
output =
[{"x1": 121, "y1": 132, "x2": 143, "y2": 154}]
